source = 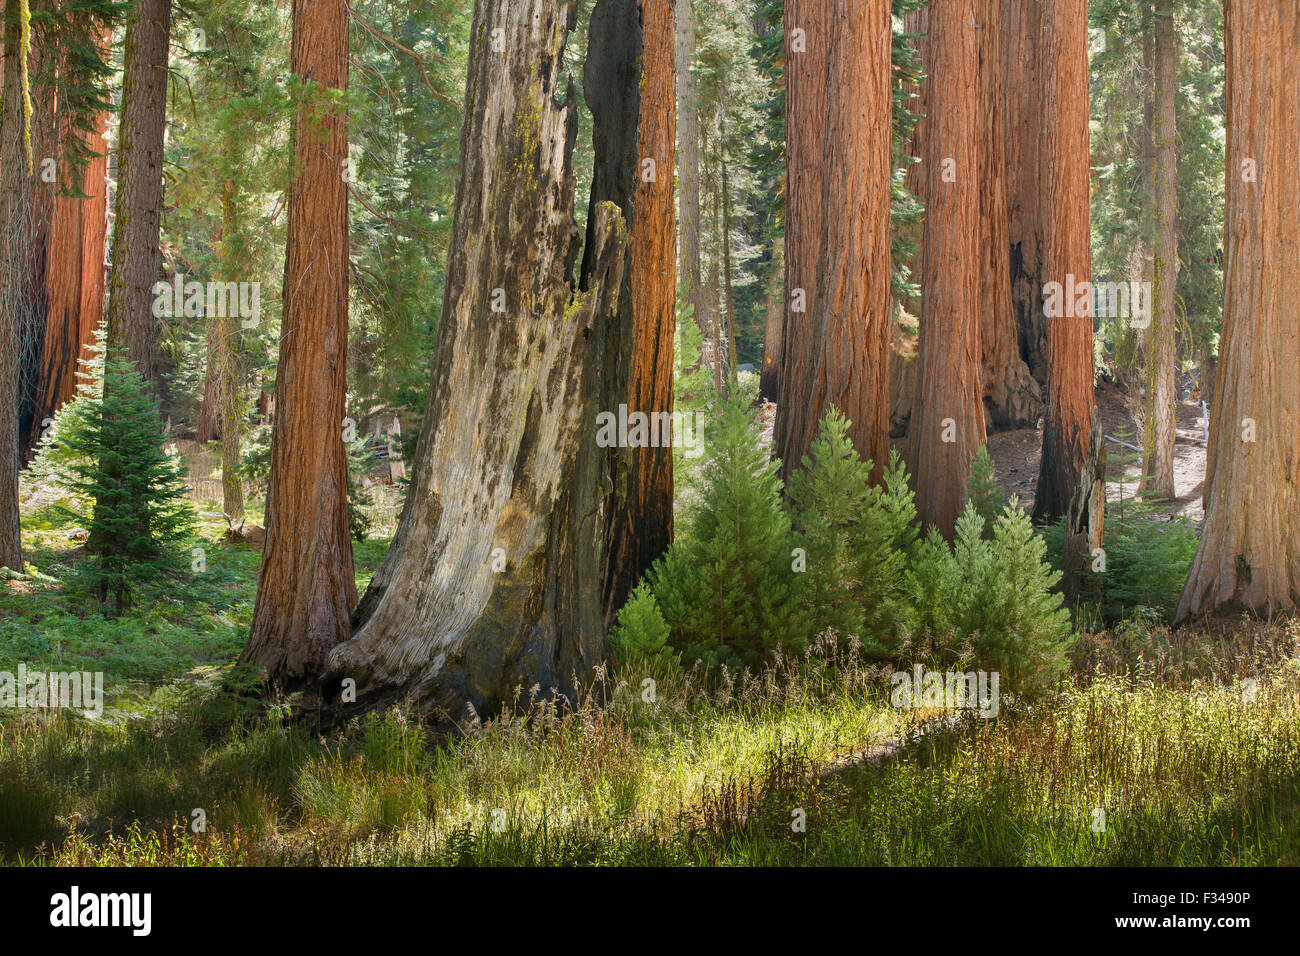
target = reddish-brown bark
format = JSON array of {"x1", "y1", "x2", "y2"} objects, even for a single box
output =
[
  {"x1": 908, "y1": 0, "x2": 985, "y2": 539},
  {"x1": 242, "y1": 0, "x2": 355, "y2": 688},
  {"x1": 601, "y1": 0, "x2": 677, "y2": 624},
  {"x1": 1032, "y1": 0, "x2": 1099, "y2": 535},
  {"x1": 775, "y1": 0, "x2": 892, "y2": 485},
  {"x1": 1176, "y1": 0, "x2": 1300, "y2": 620}
]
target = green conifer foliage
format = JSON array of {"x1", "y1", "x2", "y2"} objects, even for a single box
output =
[
  {"x1": 54, "y1": 348, "x2": 196, "y2": 614},
  {"x1": 787, "y1": 409, "x2": 916, "y2": 657},
  {"x1": 651, "y1": 388, "x2": 800, "y2": 668}
]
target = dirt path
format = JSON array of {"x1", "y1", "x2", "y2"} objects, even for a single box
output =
[{"x1": 987, "y1": 380, "x2": 1208, "y2": 520}]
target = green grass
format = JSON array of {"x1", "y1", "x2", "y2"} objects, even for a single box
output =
[
  {"x1": 0, "y1": 512, "x2": 390, "y2": 705},
  {"x1": 2, "y1": 506, "x2": 1299, "y2": 866}
]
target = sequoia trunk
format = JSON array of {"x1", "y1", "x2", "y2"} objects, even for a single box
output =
[
  {"x1": 1176, "y1": 0, "x2": 1300, "y2": 620},
  {"x1": 242, "y1": 0, "x2": 355, "y2": 688},
  {"x1": 325, "y1": 0, "x2": 631, "y2": 723},
  {"x1": 908, "y1": 0, "x2": 985, "y2": 538}
]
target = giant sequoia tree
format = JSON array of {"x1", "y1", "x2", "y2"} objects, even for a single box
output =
[
  {"x1": 977, "y1": 0, "x2": 1039, "y2": 430},
  {"x1": 1176, "y1": 0, "x2": 1300, "y2": 620},
  {"x1": 104, "y1": 0, "x2": 171, "y2": 383},
  {"x1": 907, "y1": 0, "x2": 984, "y2": 538},
  {"x1": 325, "y1": 0, "x2": 635, "y2": 721},
  {"x1": 775, "y1": 0, "x2": 892, "y2": 486},
  {"x1": 28, "y1": 17, "x2": 113, "y2": 459},
  {"x1": 1032, "y1": 0, "x2": 1102, "y2": 549},
  {"x1": 1003, "y1": 0, "x2": 1047, "y2": 388},
  {"x1": 599, "y1": 0, "x2": 677, "y2": 626},
  {"x1": 242, "y1": 0, "x2": 355, "y2": 687}
]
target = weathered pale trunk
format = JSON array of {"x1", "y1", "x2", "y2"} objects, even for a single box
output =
[
  {"x1": 775, "y1": 0, "x2": 892, "y2": 484},
  {"x1": 325, "y1": 0, "x2": 631, "y2": 723},
  {"x1": 908, "y1": 0, "x2": 984, "y2": 538},
  {"x1": 977, "y1": 0, "x2": 1040, "y2": 431},
  {"x1": 242, "y1": 0, "x2": 354, "y2": 688},
  {"x1": 104, "y1": 0, "x2": 171, "y2": 383},
  {"x1": 1143, "y1": 0, "x2": 1178, "y2": 500},
  {"x1": 1176, "y1": 0, "x2": 1300, "y2": 620}
]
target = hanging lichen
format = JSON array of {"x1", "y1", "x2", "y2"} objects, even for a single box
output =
[{"x1": 18, "y1": 0, "x2": 33, "y2": 174}]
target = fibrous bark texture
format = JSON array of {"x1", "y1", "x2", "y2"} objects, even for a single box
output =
[
  {"x1": 1032, "y1": 0, "x2": 1100, "y2": 538},
  {"x1": 775, "y1": 0, "x2": 892, "y2": 485},
  {"x1": 977, "y1": 0, "x2": 1040, "y2": 431},
  {"x1": 325, "y1": 0, "x2": 631, "y2": 723},
  {"x1": 104, "y1": 0, "x2": 171, "y2": 382},
  {"x1": 908, "y1": 0, "x2": 985, "y2": 539},
  {"x1": 242, "y1": 0, "x2": 355, "y2": 688},
  {"x1": 1176, "y1": 0, "x2": 1300, "y2": 620},
  {"x1": 600, "y1": 0, "x2": 676, "y2": 625},
  {"x1": 1003, "y1": 0, "x2": 1048, "y2": 388}
]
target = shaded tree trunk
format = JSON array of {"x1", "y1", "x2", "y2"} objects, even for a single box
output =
[
  {"x1": 758, "y1": 234, "x2": 783, "y2": 400},
  {"x1": 325, "y1": 0, "x2": 632, "y2": 723},
  {"x1": 197, "y1": 322, "x2": 220, "y2": 443},
  {"x1": 977, "y1": 0, "x2": 1040, "y2": 431},
  {"x1": 907, "y1": 0, "x2": 984, "y2": 538},
  {"x1": 675, "y1": 0, "x2": 707, "y2": 344},
  {"x1": 720, "y1": 143, "x2": 738, "y2": 388},
  {"x1": 0, "y1": 4, "x2": 31, "y2": 570},
  {"x1": 18, "y1": 28, "x2": 56, "y2": 456},
  {"x1": 217, "y1": 179, "x2": 244, "y2": 526},
  {"x1": 775, "y1": 0, "x2": 891, "y2": 485},
  {"x1": 595, "y1": 0, "x2": 675, "y2": 627},
  {"x1": 104, "y1": 0, "x2": 171, "y2": 382},
  {"x1": 1032, "y1": 0, "x2": 1103, "y2": 560},
  {"x1": 1142, "y1": 0, "x2": 1178, "y2": 500},
  {"x1": 1176, "y1": 0, "x2": 1300, "y2": 621},
  {"x1": 1003, "y1": 0, "x2": 1048, "y2": 388},
  {"x1": 775, "y1": 0, "x2": 827, "y2": 478},
  {"x1": 242, "y1": 0, "x2": 354, "y2": 688}
]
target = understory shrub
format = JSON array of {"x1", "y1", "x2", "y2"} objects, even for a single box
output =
[
  {"x1": 786, "y1": 408, "x2": 916, "y2": 658},
  {"x1": 52, "y1": 348, "x2": 196, "y2": 613},
  {"x1": 906, "y1": 502, "x2": 1072, "y2": 696},
  {"x1": 650, "y1": 389, "x2": 801, "y2": 669},
  {"x1": 609, "y1": 582, "x2": 681, "y2": 674},
  {"x1": 1043, "y1": 430, "x2": 1199, "y2": 623}
]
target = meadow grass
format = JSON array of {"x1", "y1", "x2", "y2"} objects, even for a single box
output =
[{"x1": 2, "y1": 514, "x2": 1298, "y2": 866}]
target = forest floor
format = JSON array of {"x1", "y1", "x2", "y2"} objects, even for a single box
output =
[
  {"x1": 986, "y1": 380, "x2": 1210, "y2": 521},
  {"x1": 2, "y1": 386, "x2": 1298, "y2": 866},
  {"x1": 758, "y1": 379, "x2": 1210, "y2": 519}
]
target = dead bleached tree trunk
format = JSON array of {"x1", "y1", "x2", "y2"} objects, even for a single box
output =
[{"x1": 325, "y1": 0, "x2": 631, "y2": 722}]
